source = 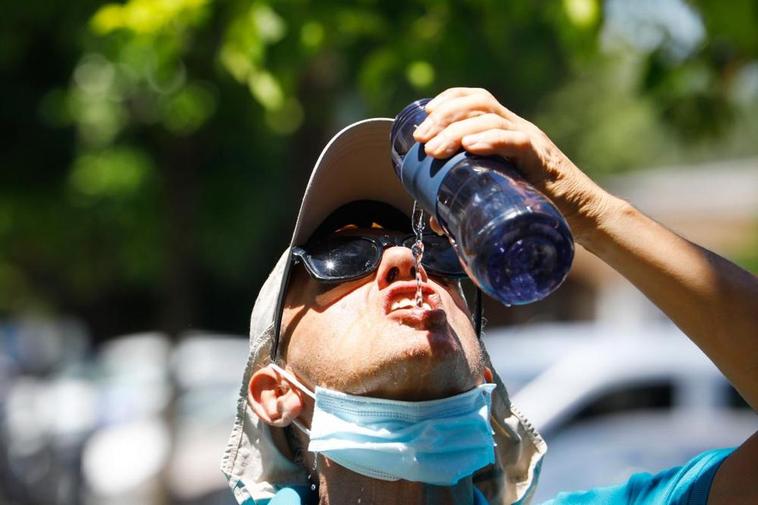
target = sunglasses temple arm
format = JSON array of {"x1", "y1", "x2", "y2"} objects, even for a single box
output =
[
  {"x1": 271, "y1": 251, "x2": 296, "y2": 362},
  {"x1": 475, "y1": 288, "x2": 483, "y2": 337}
]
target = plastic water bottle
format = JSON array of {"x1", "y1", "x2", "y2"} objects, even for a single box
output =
[{"x1": 390, "y1": 98, "x2": 574, "y2": 306}]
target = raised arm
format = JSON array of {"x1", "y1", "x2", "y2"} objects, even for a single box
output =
[
  {"x1": 579, "y1": 189, "x2": 758, "y2": 410},
  {"x1": 413, "y1": 87, "x2": 758, "y2": 411}
]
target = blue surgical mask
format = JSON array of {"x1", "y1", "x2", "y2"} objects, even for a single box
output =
[{"x1": 269, "y1": 363, "x2": 497, "y2": 486}]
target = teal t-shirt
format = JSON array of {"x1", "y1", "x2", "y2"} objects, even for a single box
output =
[
  {"x1": 256, "y1": 448, "x2": 732, "y2": 505},
  {"x1": 540, "y1": 448, "x2": 733, "y2": 505}
]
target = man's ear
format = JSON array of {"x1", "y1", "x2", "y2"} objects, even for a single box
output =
[{"x1": 248, "y1": 366, "x2": 304, "y2": 427}]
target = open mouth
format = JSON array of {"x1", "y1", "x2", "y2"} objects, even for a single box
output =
[
  {"x1": 382, "y1": 282, "x2": 452, "y2": 335},
  {"x1": 383, "y1": 282, "x2": 442, "y2": 315},
  {"x1": 390, "y1": 296, "x2": 434, "y2": 311}
]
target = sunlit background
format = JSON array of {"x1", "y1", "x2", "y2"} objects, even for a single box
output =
[{"x1": 1, "y1": 0, "x2": 757, "y2": 504}]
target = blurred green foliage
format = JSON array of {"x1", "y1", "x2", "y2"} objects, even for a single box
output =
[{"x1": 1, "y1": 0, "x2": 756, "y2": 338}]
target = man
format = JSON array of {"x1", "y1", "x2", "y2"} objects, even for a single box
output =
[{"x1": 222, "y1": 88, "x2": 757, "y2": 505}]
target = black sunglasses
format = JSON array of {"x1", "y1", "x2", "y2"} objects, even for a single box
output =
[
  {"x1": 291, "y1": 232, "x2": 467, "y2": 283},
  {"x1": 270, "y1": 232, "x2": 483, "y2": 361}
]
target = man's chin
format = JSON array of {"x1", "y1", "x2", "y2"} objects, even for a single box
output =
[{"x1": 355, "y1": 348, "x2": 477, "y2": 401}]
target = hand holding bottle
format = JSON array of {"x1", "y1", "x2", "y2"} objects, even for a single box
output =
[{"x1": 413, "y1": 87, "x2": 619, "y2": 245}]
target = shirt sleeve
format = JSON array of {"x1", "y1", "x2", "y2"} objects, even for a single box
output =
[{"x1": 540, "y1": 448, "x2": 733, "y2": 505}]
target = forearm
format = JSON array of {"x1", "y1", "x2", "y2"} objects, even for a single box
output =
[{"x1": 580, "y1": 196, "x2": 758, "y2": 410}]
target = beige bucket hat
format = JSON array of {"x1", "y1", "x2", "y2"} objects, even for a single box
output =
[{"x1": 220, "y1": 118, "x2": 547, "y2": 505}]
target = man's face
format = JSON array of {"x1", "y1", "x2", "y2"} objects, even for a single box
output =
[{"x1": 281, "y1": 227, "x2": 486, "y2": 401}]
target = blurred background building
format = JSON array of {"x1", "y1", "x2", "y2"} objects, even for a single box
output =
[{"x1": 1, "y1": 0, "x2": 756, "y2": 503}]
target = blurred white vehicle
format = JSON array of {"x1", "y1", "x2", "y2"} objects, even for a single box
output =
[
  {"x1": 168, "y1": 334, "x2": 249, "y2": 504},
  {"x1": 484, "y1": 322, "x2": 756, "y2": 503}
]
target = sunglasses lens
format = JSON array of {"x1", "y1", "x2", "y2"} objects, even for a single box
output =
[
  {"x1": 405, "y1": 235, "x2": 465, "y2": 277},
  {"x1": 305, "y1": 237, "x2": 379, "y2": 280}
]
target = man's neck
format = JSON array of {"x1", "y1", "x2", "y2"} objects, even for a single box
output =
[{"x1": 314, "y1": 456, "x2": 475, "y2": 505}]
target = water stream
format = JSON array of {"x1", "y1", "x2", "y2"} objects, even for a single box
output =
[{"x1": 411, "y1": 201, "x2": 425, "y2": 307}]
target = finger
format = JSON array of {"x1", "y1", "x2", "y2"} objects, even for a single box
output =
[
  {"x1": 424, "y1": 113, "x2": 512, "y2": 158},
  {"x1": 415, "y1": 94, "x2": 492, "y2": 142},
  {"x1": 461, "y1": 129, "x2": 532, "y2": 160},
  {"x1": 428, "y1": 216, "x2": 444, "y2": 235},
  {"x1": 425, "y1": 87, "x2": 483, "y2": 112},
  {"x1": 416, "y1": 93, "x2": 516, "y2": 143}
]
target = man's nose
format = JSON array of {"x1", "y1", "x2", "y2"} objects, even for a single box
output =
[{"x1": 376, "y1": 246, "x2": 428, "y2": 289}]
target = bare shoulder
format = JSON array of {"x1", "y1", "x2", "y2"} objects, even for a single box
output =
[{"x1": 708, "y1": 431, "x2": 758, "y2": 505}]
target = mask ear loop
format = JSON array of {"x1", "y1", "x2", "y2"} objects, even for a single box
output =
[
  {"x1": 268, "y1": 363, "x2": 315, "y2": 436},
  {"x1": 269, "y1": 363, "x2": 321, "y2": 493}
]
